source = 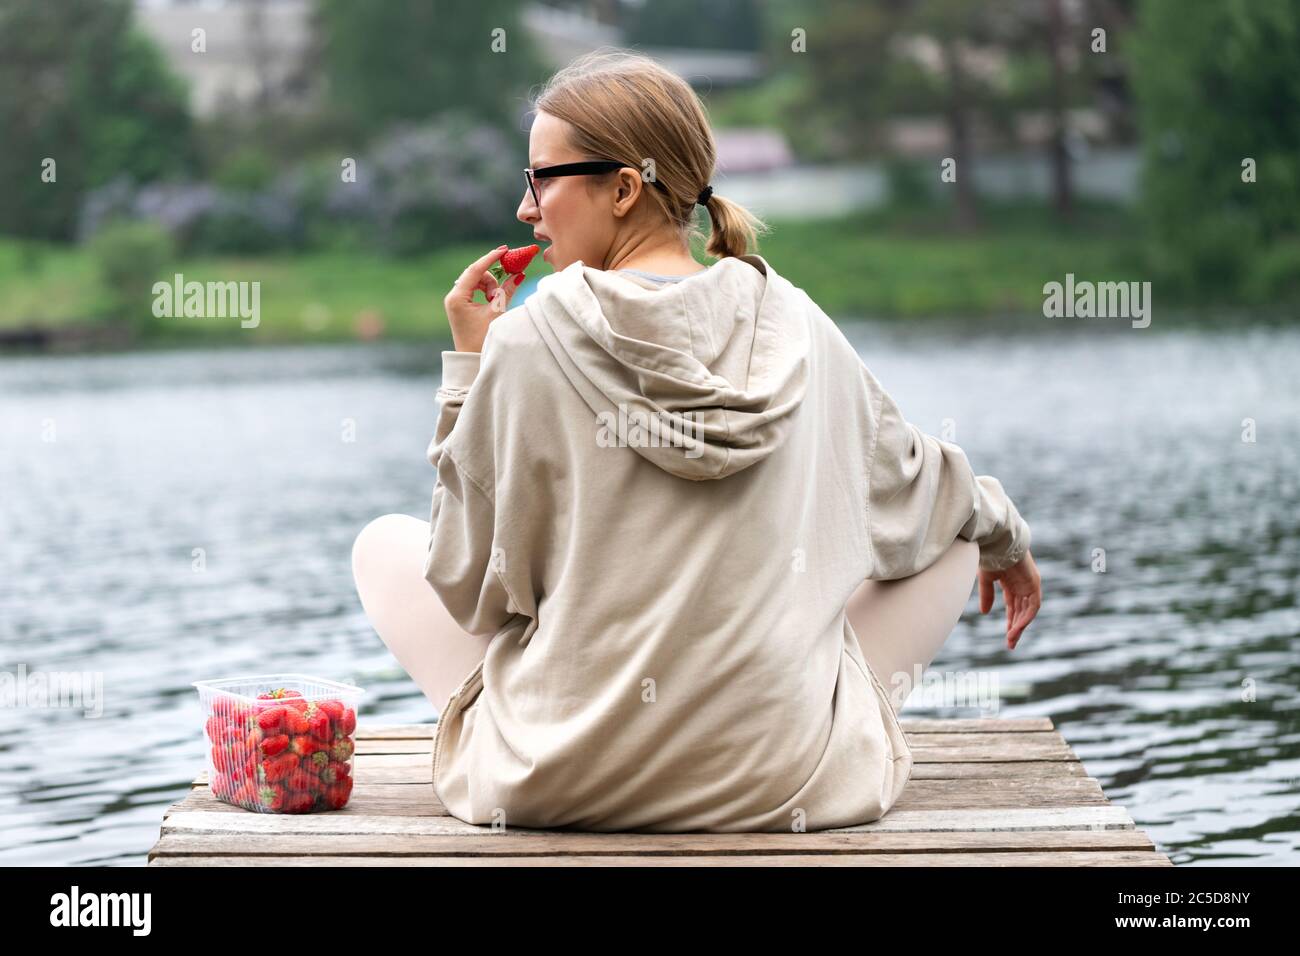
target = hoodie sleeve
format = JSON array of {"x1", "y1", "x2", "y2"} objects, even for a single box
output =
[
  {"x1": 862, "y1": 363, "x2": 1032, "y2": 579},
  {"x1": 421, "y1": 345, "x2": 519, "y2": 637},
  {"x1": 428, "y1": 351, "x2": 482, "y2": 445}
]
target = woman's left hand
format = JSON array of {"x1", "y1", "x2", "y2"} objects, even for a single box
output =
[
  {"x1": 978, "y1": 550, "x2": 1041, "y2": 650},
  {"x1": 443, "y1": 245, "x2": 526, "y2": 353}
]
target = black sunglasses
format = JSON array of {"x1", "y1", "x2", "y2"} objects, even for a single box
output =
[{"x1": 524, "y1": 160, "x2": 670, "y2": 207}]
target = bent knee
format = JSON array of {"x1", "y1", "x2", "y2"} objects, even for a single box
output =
[
  {"x1": 352, "y1": 513, "x2": 429, "y2": 587},
  {"x1": 950, "y1": 536, "x2": 980, "y2": 576}
]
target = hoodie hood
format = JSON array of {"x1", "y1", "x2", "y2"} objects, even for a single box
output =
[{"x1": 524, "y1": 253, "x2": 810, "y2": 480}]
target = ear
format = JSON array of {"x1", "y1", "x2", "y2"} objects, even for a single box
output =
[{"x1": 611, "y1": 167, "x2": 645, "y2": 219}]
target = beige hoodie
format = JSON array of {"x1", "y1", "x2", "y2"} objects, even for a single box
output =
[{"x1": 424, "y1": 253, "x2": 1031, "y2": 832}]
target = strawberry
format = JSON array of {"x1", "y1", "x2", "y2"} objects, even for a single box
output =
[
  {"x1": 330, "y1": 737, "x2": 354, "y2": 762},
  {"x1": 231, "y1": 781, "x2": 259, "y2": 808},
  {"x1": 499, "y1": 244, "x2": 539, "y2": 276},
  {"x1": 289, "y1": 734, "x2": 321, "y2": 757},
  {"x1": 321, "y1": 759, "x2": 351, "y2": 784},
  {"x1": 257, "y1": 783, "x2": 286, "y2": 811},
  {"x1": 256, "y1": 705, "x2": 286, "y2": 734},
  {"x1": 210, "y1": 770, "x2": 232, "y2": 798},
  {"x1": 286, "y1": 767, "x2": 318, "y2": 792},
  {"x1": 257, "y1": 687, "x2": 300, "y2": 700},
  {"x1": 281, "y1": 697, "x2": 310, "y2": 715},
  {"x1": 307, "y1": 709, "x2": 332, "y2": 741},
  {"x1": 306, "y1": 751, "x2": 331, "y2": 773},
  {"x1": 284, "y1": 791, "x2": 317, "y2": 814},
  {"x1": 260, "y1": 733, "x2": 290, "y2": 757},
  {"x1": 261, "y1": 751, "x2": 299, "y2": 783},
  {"x1": 205, "y1": 714, "x2": 225, "y2": 741},
  {"x1": 282, "y1": 708, "x2": 310, "y2": 735},
  {"x1": 322, "y1": 776, "x2": 353, "y2": 810},
  {"x1": 316, "y1": 699, "x2": 345, "y2": 722},
  {"x1": 337, "y1": 706, "x2": 357, "y2": 736}
]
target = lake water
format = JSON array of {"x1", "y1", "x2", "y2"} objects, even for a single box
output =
[{"x1": 2, "y1": 319, "x2": 1297, "y2": 865}]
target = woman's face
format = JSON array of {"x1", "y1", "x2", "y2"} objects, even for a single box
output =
[{"x1": 516, "y1": 110, "x2": 642, "y2": 271}]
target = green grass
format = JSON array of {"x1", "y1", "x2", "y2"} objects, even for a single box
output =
[
  {"x1": 752, "y1": 202, "x2": 1151, "y2": 319},
  {"x1": 0, "y1": 240, "x2": 488, "y2": 343},
  {"x1": 0, "y1": 201, "x2": 1157, "y2": 345}
]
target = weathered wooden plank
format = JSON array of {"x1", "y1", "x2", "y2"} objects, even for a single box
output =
[
  {"x1": 898, "y1": 717, "x2": 1055, "y2": 733},
  {"x1": 158, "y1": 804, "x2": 1134, "y2": 839},
  {"x1": 172, "y1": 774, "x2": 1108, "y2": 824},
  {"x1": 149, "y1": 827, "x2": 1158, "y2": 860},
  {"x1": 156, "y1": 718, "x2": 1168, "y2": 866},
  {"x1": 359, "y1": 725, "x2": 435, "y2": 739},
  {"x1": 908, "y1": 761, "x2": 1087, "y2": 778},
  {"x1": 149, "y1": 851, "x2": 1171, "y2": 866},
  {"x1": 354, "y1": 738, "x2": 437, "y2": 754},
  {"x1": 906, "y1": 733, "x2": 1075, "y2": 761}
]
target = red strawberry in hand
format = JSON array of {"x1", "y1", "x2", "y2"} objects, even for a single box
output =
[
  {"x1": 499, "y1": 244, "x2": 539, "y2": 276},
  {"x1": 488, "y1": 245, "x2": 538, "y2": 286}
]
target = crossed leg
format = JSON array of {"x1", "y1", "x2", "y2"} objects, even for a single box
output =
[
  {"x1": 352, "y1": 513, "x2": 491, "y2": 712},
  {"x1": 845, "y1": 537, "x2": 980, "y2": 713},
  {"x1": 352, "y1": 513, "x2": 979, "y2": 719}
]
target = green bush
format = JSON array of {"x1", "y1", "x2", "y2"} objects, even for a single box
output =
[
  {"x1": 1130, "y1": 0, "x2": 1300, "y2": 301},
  {"x1": 89, "y1": 220, "x2": 175, "y2": 329},
  {"x1": 212, "y1": 146, "x2": 278, "y2": 193},
  {"x1": 1246, "y1": 239, "x2": 1300, "y2": 305}
]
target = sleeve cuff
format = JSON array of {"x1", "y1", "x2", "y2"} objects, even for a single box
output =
[
  {"x1": 437, "y1": 350, "x2": 482, "y2": 398},
  {"x1": 977, "y1": 517, "x2": 1032, "y2": 572}
]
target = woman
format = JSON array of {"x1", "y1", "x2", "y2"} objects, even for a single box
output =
[{"x1": 352, "y1": 50, "x2": 1042, "y2": 833}]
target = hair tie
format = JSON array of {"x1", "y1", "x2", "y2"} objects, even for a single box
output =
[{"x1": 696, "y1": 184, "x2": 713, "y2": 206}]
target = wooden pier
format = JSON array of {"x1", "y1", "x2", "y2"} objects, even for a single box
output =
[{"x1": 149, "y1": 717, "x2": 1172, "y2": 866}]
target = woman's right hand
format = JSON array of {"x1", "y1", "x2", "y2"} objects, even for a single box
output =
[
  {"x1": 443, "y1": 245, "x2": 527, "y2": 353},
  {"x1": 978, "y1": 550, "x2": 1041, "y2": 650}
]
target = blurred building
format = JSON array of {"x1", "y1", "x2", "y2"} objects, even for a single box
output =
[
  {"x1": 136, "y1": 0, "x2": 762, "y2": 119},
  {"x1": 134, "y1": 0, "x2": 315, "y2": 117}
]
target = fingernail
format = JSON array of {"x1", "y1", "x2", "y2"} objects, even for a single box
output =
[{"x1": 515, "y1": 274, "x2": 525, "y2": 283}]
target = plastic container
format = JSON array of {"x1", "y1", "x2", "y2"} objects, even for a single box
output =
[{"x1": 194, "y1": 674, "x2": 365, "y2": 813}]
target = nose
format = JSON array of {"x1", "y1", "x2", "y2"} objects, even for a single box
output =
[{"x1": 517, "y1": 187, "x2": 539, "y2": 227}]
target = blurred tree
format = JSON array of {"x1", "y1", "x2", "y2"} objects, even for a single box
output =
[
  {"x1": 801, "y1": 0, "x2": 1016, "y2": 231},
  {"x1": 622, "y1": 0, "x2": 763, "y2": 51},
  {"x1": 312, "y1": 0, "x2": 544, "y2": 138},
  {"x1": 0, "y1": 0, "x2": 195, "y2": 244},
  {"x1": 89, "y1": 220, "x2": 176, "y2": 332},
  {"x1": 1130, "y1": 0, "x2": 1300, "y2": 296},
  {"x1": 1000, "y1": 0, "x2": 1138, "y2": 222}
]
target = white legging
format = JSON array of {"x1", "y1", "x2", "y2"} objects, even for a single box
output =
[{"x1": 352, "y1": 514, "x2": 980, "y2": 716}]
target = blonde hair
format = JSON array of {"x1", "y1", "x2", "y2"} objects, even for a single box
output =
[{"x1": 532, "y1": 48, "x2": 770, "y2": 261}]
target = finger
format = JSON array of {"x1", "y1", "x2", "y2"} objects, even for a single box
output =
[
  {"x1": 1011, "y1": 598, "x2": 1041, "y2": 649},
  {"x1": 474, "y1": 271, "x2": 502, "y2": 304},
  {"x1": 1012, "y1": 595, "x2": 1037, "y2": 648},
  {"x1": 451, "y1": 245, "x2": 507, "y2": 302},
  {"x1": 1009, "y1": 602, "x2": 1031, "y2": 649},
  {"x1": 979, "y1": 575, "x2": 994, "y2": 613},
  {"x1": 485, "y1": 271, "x2": 526, "y2": 312}
]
